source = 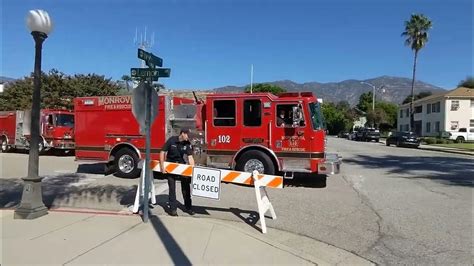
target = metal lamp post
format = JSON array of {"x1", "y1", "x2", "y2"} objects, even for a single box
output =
[
  {"x1": 14, "y1": 10, "x2": 53, "y2": 219},
  {"x1": 361, "y1": 81, "x2": 385, "y2": 127}
]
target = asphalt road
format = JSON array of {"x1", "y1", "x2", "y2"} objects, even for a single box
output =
[{"x1": 1, "y1": 138, "x2": 472, "y2": 265}]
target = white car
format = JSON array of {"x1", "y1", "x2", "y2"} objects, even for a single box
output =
[{"x1": 448, "y1": 128, "x2": 474, "y2": 143}]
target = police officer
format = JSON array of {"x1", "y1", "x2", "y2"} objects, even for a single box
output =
[{"x1": 160, "y1": 128, "x2": 195, "y2": 216}]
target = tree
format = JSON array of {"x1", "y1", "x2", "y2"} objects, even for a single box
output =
[
  {"x1": 0, "y1": 70, "x2": 122, "y2": 111},
  {"x1": 121, "y1": 75, "x2": 133, "y2": 92},
  {"x1": 402, "y1": 13, "x2": 432, "y2": 131},
  {"x1": 356, "y1": 91, "x2": 373, "y2": 113},
  {"x1": 244, "y1": 83, "x2": 286, "y2": 94},
  {"x1": 458, "y1": 76, "x2": 474, "y2": 88},
  {"x1": 322, "y1": 102, "x2": 349, "y2": 135},
  {"x1": 402, "y1": 91, "x2": 432, "y2": 104}
]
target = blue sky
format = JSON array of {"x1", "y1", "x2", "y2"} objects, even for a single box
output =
[{"x1": 1, "y1": 0, "x2": 472, "y2": 89}]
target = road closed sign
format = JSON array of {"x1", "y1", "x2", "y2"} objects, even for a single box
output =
[{"x1": 192, "y1": 166, "x2": 221, "y2": 200}]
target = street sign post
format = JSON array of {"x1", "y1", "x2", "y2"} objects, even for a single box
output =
[
  {"x1": 130, "y1": 48, "x2": 170, "y2": 223},
  {"x1": 138, "y1": 48, "x2": 163, "y2": 68}
]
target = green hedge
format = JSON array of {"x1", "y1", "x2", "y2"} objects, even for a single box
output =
[{"x1": 422, "y1": 137, "x2": 454, "y2": 145}]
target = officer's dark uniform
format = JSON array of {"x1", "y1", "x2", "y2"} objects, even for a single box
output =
[{"x1": 162, "y1": 135, "x2": 193, "y2": 212}]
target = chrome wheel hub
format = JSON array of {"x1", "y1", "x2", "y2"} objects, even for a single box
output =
[
  {"x1": 244, "y1": 159, "x2": 265, "y2": 174},
  {"x1": 118, "y1": 155, "x2": 134, "y2": 173}
]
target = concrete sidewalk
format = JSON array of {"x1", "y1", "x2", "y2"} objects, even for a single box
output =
[{"x1": 1, "y1": 209, "x2": 372, "y2": 265}]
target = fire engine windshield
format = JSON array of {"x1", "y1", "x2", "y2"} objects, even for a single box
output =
[
  {"x1": 309, "y1": 102, "x2": 325, "y2": 130},
  {"x1": 55, "y1": 114, "x2": 74, "y2": 127}
]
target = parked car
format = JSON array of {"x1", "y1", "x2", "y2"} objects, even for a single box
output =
[
  {"x1": 355, "y1": 128, "x2": 380, "y2": 142},
  {"x1": 348, "y1": 131, "x2": 357, "y2": 140},
  {"x1": 386, "y1": 131, "x2": 420, "y2": 148},
  {"x1": 363, "y1": 128, "x2": 380, "y2": 142},
  {"x1": 338, "y1": 132, "x2": 349, "y2": 138},
  {"x1": 448, "y1": 128, "x2": 474, "y2": 143}
]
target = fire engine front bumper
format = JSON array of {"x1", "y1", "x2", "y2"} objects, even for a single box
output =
[
  {"x1": 51, "y1": 140, "x2": 75, "y2": 150},
  {"x1": 318, "y1": 153, "x2": 341, "y2": 175}
]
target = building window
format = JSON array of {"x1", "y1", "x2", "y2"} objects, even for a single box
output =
[
  {"x1": 435, "y1": 121, "x2": 440, "y2": 132},
  {"x1": 405, "y1": 124, "x2": 409, "y2": 131},
  {"x1": 450, "y1": 121, "x2": 459, "y2": 130},
  {"x1": 405, "y1": 108, "x2": 409, "y2": 117},
  {"x1": 427, "y1": 103, "x2": 431, "y2": 114},
  {"x1": 451, "y1": 100, "x2": 459, "y2": 111},
  {"x1": 432, "y1": 102, "x2": 441, "y2": 113},
  {"x1": 243, "y1": 100, "x2": 261, "y2": 127},
  {"x1": 415, "y1": 105, "x2": 422, "y2": 113},
  {"x1": 470, "y1": 119, "x2": 474, "y2": 127},
  {"x1": 400, "y1": 109, "x2": 403, "y2": 118},
  {"x1": 213, "y1": 100, "x2": 236, "y2": 126},
  {"x1": 400, "y1": 125, "x2": 403, "y2": 131},
  {"x1": 426, "y1": 122, "x2": 431, "y2": 133}
]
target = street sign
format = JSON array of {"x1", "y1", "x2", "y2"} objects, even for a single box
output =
[
  {"x1": 130, "y1": 68, "x2": 171, "y2": 80},
  {"x1": 138, "y1": 48, "x2": 163, "y2": 68},
  {"x1": 131, "y1": 82, "x2": 159, "y2": 134},
  {"x1": 192, "y1": 166, "x2": 221, "y2": 200}
]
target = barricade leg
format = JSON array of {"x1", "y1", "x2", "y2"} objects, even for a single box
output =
[
  {"x1": 132, "y1": 167, "x2": 145, "y2": 213},
  {"x1": 132, "y1": 162, "x2": 157, "y2": 213},
  {"x1": 253, "y1": 170, "x2": 277, "y2": 234}
]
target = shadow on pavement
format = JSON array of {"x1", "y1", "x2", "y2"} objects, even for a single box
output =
[
  {"x1": 149, "y1": 215, "x2": 192, "y2": 265},
  {"x1": 152, "y1": 194, "x2": 262, "y2": 232},
  {"x1": 0, "y1": 174, "x2": 137, "y2": 209},
  {"x1": 343, "y1": 154, "x2": 474, "y2": 187},
  {"x1": 283, "y1": 174, "x2": 327, "y2": 188},
  {"x1": 76, "y1": 163, "x2": 105, "y2": 175}
]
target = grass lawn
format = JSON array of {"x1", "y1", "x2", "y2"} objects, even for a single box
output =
[{"x1": 432, "y1": 143, "x2": 474, "y2": 151}]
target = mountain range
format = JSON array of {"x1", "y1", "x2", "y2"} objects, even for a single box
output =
[{"x1": 213, "y1": 76, "x2": 446, "y2": 106}]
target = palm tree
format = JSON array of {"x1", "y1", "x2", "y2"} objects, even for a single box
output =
[{"x1": 402, "y1": 14, "x2": 432, "y2": 132}]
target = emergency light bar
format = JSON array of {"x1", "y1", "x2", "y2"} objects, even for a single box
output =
[
  {"x1": 278, "y1": 92, "x2": 313, "y2": 98},
  {"x1": 83, "y1": 99, "x2": 94, "y2": 105}
]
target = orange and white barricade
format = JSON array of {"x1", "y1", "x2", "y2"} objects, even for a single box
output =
[
  {"x1": 149, "y1": 160, "x2": 283, "y2": 188},
  {"x1": 134, "y1": 160, "x2": 283, "y2": 233}
]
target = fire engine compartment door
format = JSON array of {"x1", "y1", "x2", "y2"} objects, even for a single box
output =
[{"x1": 240, "y1": 99, "x2": 267, "y2": 147}]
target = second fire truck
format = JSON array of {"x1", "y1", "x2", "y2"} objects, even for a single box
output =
[
  {"x1": 74, "y1": 92, "x2": 340, "y2": 178},
  {"x1": 0, "y1": 109, "x2": 75, "y2": 154}
]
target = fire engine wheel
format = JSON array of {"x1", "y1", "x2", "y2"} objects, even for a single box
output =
[
  {"x1": 38, "y1": 140, "x2": 45, "y2": 154},
  {"x1": 1, "y1": 138, "x2": 10, "y2": 153},
  {"x1": 236, "y1": 150, "x2": 275, "y2": 175},
  {"x1": 114, "y1": 148, "x2": 140, "y2": 178}
]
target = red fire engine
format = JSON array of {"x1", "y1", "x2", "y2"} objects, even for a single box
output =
[
  {"x1": 0, "y1": 109, "x2": 75, "y2": 153},
  {"x1": 74, "y1": 92, "x2": 340, "y2": 178}
]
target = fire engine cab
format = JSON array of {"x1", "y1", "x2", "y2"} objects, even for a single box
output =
[{"x1": 74, "y1": 92, "x2": 340, "y2": 178}]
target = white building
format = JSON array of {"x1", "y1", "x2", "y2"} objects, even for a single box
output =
[
  {"x1": 0, "y1": 84, "x2": 4, "y2": 93},
  {"x1": 398, "y1": 87, "x2": 474, "y2": 136}
]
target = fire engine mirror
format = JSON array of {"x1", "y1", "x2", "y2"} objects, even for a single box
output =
[{"x1": 292, "y1": 105, "x2": 304, "y2": 127}]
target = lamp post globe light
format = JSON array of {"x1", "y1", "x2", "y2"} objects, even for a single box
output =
[{"x1": 14, "y1": 10, "x2": 53, "y2": 219}]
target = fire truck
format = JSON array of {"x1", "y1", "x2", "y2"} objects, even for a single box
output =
[
  {"x1": 74, "y1": 92, "x2": 340, "y2": 178},
  {"x1": 0, "y1": 109, "x2": 75, "y2": 153}
]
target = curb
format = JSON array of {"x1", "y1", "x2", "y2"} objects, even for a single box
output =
[{"x1": 419, "y1": 146, "x2": 473, "y2": 156}]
